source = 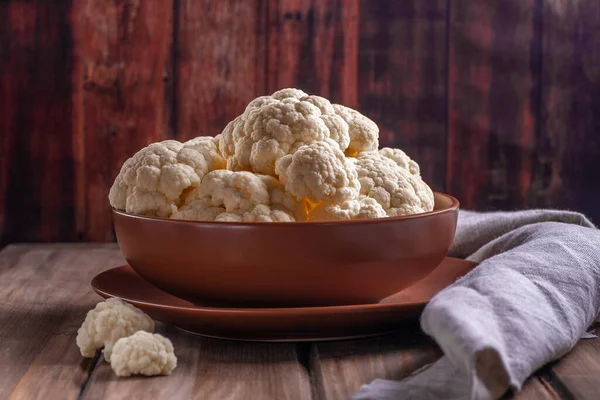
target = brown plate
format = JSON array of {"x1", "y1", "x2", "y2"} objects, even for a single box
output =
[
  {"x1": 91, "y1": 257, "x2": 476, "y2": 342},
  {"x1": 112, "y1": 192, "x2": 460, "y2": 307}
]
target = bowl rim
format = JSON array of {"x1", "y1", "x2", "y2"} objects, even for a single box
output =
[{"x1": 112, "y1": 191, "x2": 459, "y2": 227}]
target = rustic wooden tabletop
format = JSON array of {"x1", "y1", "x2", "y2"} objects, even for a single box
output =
[{"x1": 1, "y1": 244, "x2": 597, "y2": 400}]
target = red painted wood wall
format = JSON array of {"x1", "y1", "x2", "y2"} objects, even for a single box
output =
[{"x1": 1, "y1": 0, "x2": 599, "y2": 243}]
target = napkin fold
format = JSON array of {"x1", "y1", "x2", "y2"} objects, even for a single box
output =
[{"x1": 353, "y1": 209, "x2": 600, "y2": 400}]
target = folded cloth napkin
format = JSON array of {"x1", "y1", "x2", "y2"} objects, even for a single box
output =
[{"x1": 353, "y1": 209, "x2": 600, "y2": 400}]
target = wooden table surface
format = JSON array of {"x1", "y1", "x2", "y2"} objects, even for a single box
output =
[{"x1": 1, "y1": 244, "x2": 598, "y2": 400}]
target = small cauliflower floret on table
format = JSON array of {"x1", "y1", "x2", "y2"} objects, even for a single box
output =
[
  {"x1": 218, "y1": 88, "x2": 352, "y2": 176},
  {"x1": 110, "y1": 331, "x2": 177, "y2": 377},
  {"x1": 171, "y1": 169, "x2": 302, "y2": 222},
  {"x1": 109, "y1": 138, "x2": 226, "y2": 218},
  {"x1": 76, "y1": 298, "x2": 154, "y2": 362},
  {"x1": 354, "y1": 151, "x2": 434, "y2": 217}
]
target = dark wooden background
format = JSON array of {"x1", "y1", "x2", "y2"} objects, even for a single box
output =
[{"x1": 1, "y1": 0, "x2": 599, "y2": 244}]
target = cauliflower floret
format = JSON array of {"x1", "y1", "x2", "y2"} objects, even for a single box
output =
[
  {"x1": 355, "y1": 196, "x2": 388, "y2": 219},
  {"x1": 275, "y1": 140, "x2": 360, "y2": 205},
  {"x1": 333, "y1": 104, "x2": 379, "y2": 157},
  {"x1": 354, "y1": 151, "x2": 434, "y2": 217},
  {"x1": 218, "y1": 88, "x2": 351, "y2": 175},
  {"x1": 177, "y1": 135, "x2": 226, "y2": 178},
  {"x1": 197, "y1": 169, "x2": 270, "y2": 211},
  {"x1": 168, "y1": 204, "x2": 225, "y2": 221},
  {"x1": 108, "y1": 141, "x2": 194, "y2": 217},
  {"x1": 109, "y1": 137, "x2": 226, "y2": 217},
  {"x1": 76, "y1": 298, "x2": 154, "y2": 362},
  {"x1": 310, "y1": 195, "x2": 387, "y2": 221},
  {"x1": 242, "y1": 204, "x2": 296, "y2": 222},
  {"x1": 171, "y1": 170, "x2": 302, "y2": 222},
  {"x1": 110, "y1": 331, "x2": 177, "y2": 377},
  {"x1": 379, "y1": 147, "x2": 420, "y2": 176}
]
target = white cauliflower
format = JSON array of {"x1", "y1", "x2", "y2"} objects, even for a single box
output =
[
  {"x1": 171, "y1": 170, "x2": 301, "y2": 222},
  {"x1": 110, "y1": 331, "x2": 177, "y2": 377},
  {"x1": 354, "y1": 151, "x2": 434, "y2": 217},
  {"x1": 355, "y1": 196, "x2": 388, "y2": 219},
  {"x1": 76, "y1": 298, "x2": 154, "y2": 362},
  {"x1": 218, "y1": 88, "x2": 351, "y2": 175},
  {"x1": 109, "y1": 138, "x2": 225, "y2": 218},
  {"x1": 108, "y1": 90, "x2": 434, "y2": 223},
  {"x1": 177, "y1": 135, "x2": 226, "y2": 178},
  {"x1": 310, "y1": 195, "x2": 387, "y2": 221},
  {"x1": 333, "y1": 104, "x2": 379, "y2": 157},
  {"x1": 275, "y1": 140, "x2": 360, "y2": 205},
  {"x1": 379, "y1": 147, "x2": 420, "y2": 176}
]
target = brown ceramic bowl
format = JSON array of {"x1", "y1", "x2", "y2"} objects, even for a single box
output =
[{"x1": 112, "y1": 192, "x2": 459, "y2": 307}]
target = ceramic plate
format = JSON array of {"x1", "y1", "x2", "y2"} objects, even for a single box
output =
[{"x1": 91, "y1": 257, "x2": 476, "y2": 342}]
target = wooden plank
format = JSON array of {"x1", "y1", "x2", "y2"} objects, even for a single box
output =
[
  {"x1": 0, "y1": 244, "x2": 123, "y2": 399},
  {"x1": 8, "y1": 334, "x2": 99, "y2": 400},
  {"x1": 71, "y1": 0, "x2": 86, "y2": 242},
  {"x1": 81, "y1": 0, "x2": 174, "y2": 241},
  {"x1": 535, "y1": 0, "x2": 600, "y2": 224},
  {"x1": 84, "y1": 324, "x2": 312, "y2": 400},
  {"x1": 176, "y1": 0, "x2": 268, "y2": 140},
  {"x1": 312, "y1": 331, "x2": 560, "y2": 400},
  {"x1": 267, "y1": 0, "x2": 359, "y2": 106},
  {"x1": 0, "y1": 1, "x2": 78, "y2": 244},
  {"x1": 446, "y1": 0, "x2": 540, "y2": 210},
  {"x1": 0, "y1": 2, "x2": 11, "y2": 245},
  {"x1": 311, "y1": 330, "x2": 441, "y2": 400},
  {"x1": 545, "y1": 338, "x2": 600, "y2": 400},
  {"x1": 358, "y1": 0, "x2": 447, "y2": 191},
  {"x1": 509, "y1": 377, "x2": 557, "y2": 399},
  {"x1": 0, "y1": 244, "x2": 310, "y2": 399}
]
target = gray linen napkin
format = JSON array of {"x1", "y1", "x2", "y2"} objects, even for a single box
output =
[{"x1": 353, "y1": 209, "x2": 600, "y2": 400}]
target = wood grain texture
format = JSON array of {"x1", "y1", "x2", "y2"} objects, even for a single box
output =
[
  {"x1": 509, "y1": 377, "x2": 556, "y2": 399},
  {"x1": 176, "y1": 0, "x2": 268, "y2": 140},
  {"x1": 0, "y1": 244, "x2": 123, "y2": 399},
  {"x1": 0, "y1": 245, "x2": 310, "y2": 400},
  {"x1": 81, "y1": 0, "x2": 174, "y2": 241},
  {"x1": 536, "y1": 0, "x2": 600, "y2": 225},
  {"x1": 85, "y1": 325, "x2": 311, "y2": 400},
  {"x1": 1, "y1": 0, "x2": 600, "y2": 241},
  {"x1": 358, "y1": 0, "x2": 447, "y2": 191},
  {"x1": 7, "y1": 334, "x2": 98, "y2": 400},
  {"x1": 0, "y1": 1, "x2": 78, "y2": 244},
  {"x1": 311, "y1": 330, "x2": 441, "y2": 400},
  {"x1": 1, "y1": 244, "x2": 599, "y2": 399},
  {"x1": 267, "y1": 0, "x2": 359, "y2": 106},
  {"x1": 446, "y1": 0, "x2": 540, "y2": 210},
  {"x1": 546, "y1": 338, "x2": 600, "y2": 400}
]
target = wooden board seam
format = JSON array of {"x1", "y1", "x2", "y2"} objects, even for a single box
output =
[{"x1": 76, "y1": 351, "x2": 103, "y2": 400}]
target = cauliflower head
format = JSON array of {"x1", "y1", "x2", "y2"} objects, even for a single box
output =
[
  {"x1": 171, "y1": 169, "x2": 302, "y2": 222},
  {"x1": 275, "y1": 140, "x2": 360, "y2": 205},
  {"x1": 354, "y1": 151, "x2": 434, "y2": 217},
  {"x1": 109, "y1": 89, "x2": 434, "y2": 223},
  {"x1": 110, "y1": 331, "x2": 177, "y2": 377},
  {"x1": 333, "y1": 104, "x2": 379, "y2": 157},
  {"x1": 76, "y1": 298, "x2": 154, "y2": 362},
  {"x1": 109, "y1": 138, "x2": 225, "y2": 218},
  {"x1": 218, "y1": 88, "x2": 351, "y2": 175}
]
